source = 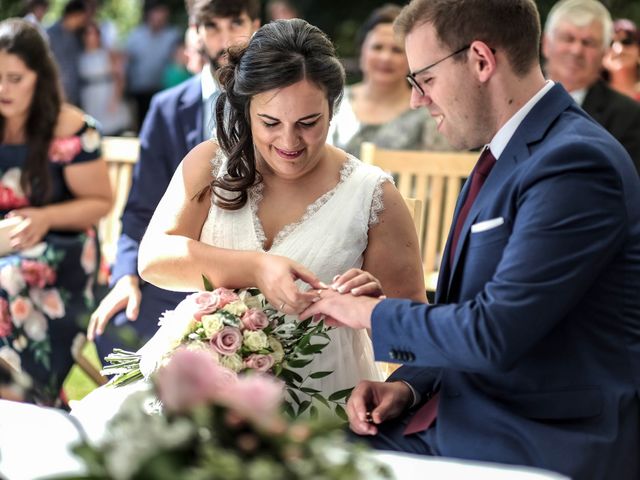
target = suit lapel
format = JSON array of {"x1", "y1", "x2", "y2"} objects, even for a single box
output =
[
  {"x1": 440, "y1": 84, "x2": 574, "y2": 299},
  {"x1": 178, "y1": 76, "x2": 204, "y2": 151}
]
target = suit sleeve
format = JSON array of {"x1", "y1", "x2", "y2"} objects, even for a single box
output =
[
  {"x1": 110, "y1": 94, "x2": 178, "y2": 284},
  {"x1": 372, "y1": 143, "x2": 628, "y2": 374}
]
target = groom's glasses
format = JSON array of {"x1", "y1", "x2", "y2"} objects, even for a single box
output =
[{"x1": 406, "y1": 45, "x2": 470, "y2": 96}]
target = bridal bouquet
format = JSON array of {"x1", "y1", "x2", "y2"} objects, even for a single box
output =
[
  {"x1": 103, "y1": 285, "x2": 350, "y2": 418},
  {"x1": 71, "y1": 348, "x2": 392, "y2": 480}
]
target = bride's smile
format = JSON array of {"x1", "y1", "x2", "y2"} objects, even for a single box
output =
[{"x1": 250, "y1": 78, "x2": 331, "y2": 180}]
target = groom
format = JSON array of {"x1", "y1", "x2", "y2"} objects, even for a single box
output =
[{"x1": 303, "y1": 1, "x2": 640, "y2": 479}]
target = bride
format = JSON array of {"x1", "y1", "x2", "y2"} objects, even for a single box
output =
[{"x1": 72, "y1": 18, "x2": 425, "y2": 439}]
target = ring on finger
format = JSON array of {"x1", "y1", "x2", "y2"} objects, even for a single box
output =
[{"x1": 279, "y1": 302, "x2": 286, "y2": 311}]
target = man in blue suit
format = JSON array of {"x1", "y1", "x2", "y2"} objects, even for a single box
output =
[
  {"x1": 87, "y1": 0, "x2": 260, "y2": 359},
  {"x1": 303, "y1": 1, "x2": 640, "y2": 478}
]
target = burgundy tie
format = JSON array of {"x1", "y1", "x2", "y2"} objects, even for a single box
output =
[
  {"x1": 448, "y1": 147, "x2": 497, "y2": 268},
  {"x1": 403, "y1": 149, "x2": 496, "y2": 436}
]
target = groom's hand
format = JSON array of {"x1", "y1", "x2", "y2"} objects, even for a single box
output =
[
  {"x1": 300, "y1": 289, "x2": 380, "y2": 329},
  {"x1": 347, "y1": 380, "x2": 412, "y2": 435}
]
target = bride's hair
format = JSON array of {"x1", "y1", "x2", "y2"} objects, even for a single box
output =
[{"x1": 212, "y1": 18, "x2": 345, "y2": 210}]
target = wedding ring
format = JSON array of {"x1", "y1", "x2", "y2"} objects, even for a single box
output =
[
  {"x1": 365, "y1": 411, "x2": 374, "y2": 424},
  {"x1": 279, "y1": 302, "x2": 286, "y2": 311}
]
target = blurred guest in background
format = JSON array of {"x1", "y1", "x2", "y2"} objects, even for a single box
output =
[
  {"x1": 88, "y1": 0, "x2": 260, "y2": 364},
  {"x1": 79, "y1": 22, "x2": 131, "y2": 135},
  {"x1": 266, "y1": 0, "x2": 299, "y2": 21},
  {"x1": 543, "y1": 0, "x2": 640, "y2": 173},
  {"x1": 162, "y1": 38, "x2": 193, "y2": 89},
  {"x1": 124, "y1": 0, "x2": 180, "y2": 131},
  {"x1": 328, "y1": 3, "x2": 450, "y2": 157},
  {"x1": 603, "y1": 19, "x2": 640, "y2": 101},
  {"x1": 0, "y1": 19, "x2": 111, "y2": 406},
  {"x1": 22, "y1": 0, "x2": 50, "y2": 40},
  {"x1": 46, "y1": 0, "x2": 89, "y2": 107}
]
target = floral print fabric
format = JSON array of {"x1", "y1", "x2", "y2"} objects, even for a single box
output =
[{"x1": 0, "y1": 118, "x2": 101, "y2": 405}]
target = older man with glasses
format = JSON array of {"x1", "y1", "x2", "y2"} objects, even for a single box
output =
[{"x1": 543, "y1": 0, "x2": 640, "y2": 174}]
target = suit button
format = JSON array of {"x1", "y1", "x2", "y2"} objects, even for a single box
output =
[
  {"x1": 389, "y1": 350, "x2": 397, "y2": 360},
  {"x1": 408, "y1": 353, "x2": 416, "y2": 361}
]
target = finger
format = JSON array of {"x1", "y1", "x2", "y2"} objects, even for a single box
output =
[
  {"x1": 349, "y1": 416, "x2": 378, "y2": 436},
  {"x1": 125, "y1": 289, "x2": 142, "y2": 321},
  {"x1": 291, "y1": 264, "x2": 323, "y2": 289},
  {"x1": 331, "y1": 269, "x2": 361, "y2": 290},
  {"x1": 350, "y1": 282, "x2": 383, "y2": 296}
]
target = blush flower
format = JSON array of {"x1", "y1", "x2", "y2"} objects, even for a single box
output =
[
  {"x1": 185, "y1": 291, "x2": 224, "y2": 321},
  {"x1": 22, "y1": 310, "x2": 47, "y2": 341},
  {"x1": 209, "y1": 326, "x2": 243, "y2": 355},
  {"x1": 80, "y1": 236, "x2": 97, "y2": 274},
  {"x1": 9, "y1": 296, "x2": 33, "y2": 326},
  {"x1": 0, "y1": 264, "x2": 26, "y2": 296},
  {"x1": 49, "y1": 136, "x2": 82, "y2": 163},
  {"x1": 0, "y1": 297, "x2": 12, "y2": 337},
  {"x1": 20, "y1": 260, "x2": 56, "y2": 288},
  {"x1": 30, "y1": 288, "x2": 65, "y2": 319},
  {"x1": 241, "y1": 309, "x2": 269, "y2": 331},
  {"x1": 244, "y1": 353, "x2": 275, "y2": 372}
]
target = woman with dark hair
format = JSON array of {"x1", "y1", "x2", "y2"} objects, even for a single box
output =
[
  {"x1": 603, "y1": 19, "x2": 640, "y2": 101},
  {"x1": 328, "y1": 4, "x2": 450, "y2": 156},
  {"x1": 0, "y1": 18, "x2": 112, "y2": 406},
  {"x1": 138, "y1": 16, "x2": 426, "y2": 397},
  {"x1": 72, "y1": 19, "x2": 425, "y2": 435}
]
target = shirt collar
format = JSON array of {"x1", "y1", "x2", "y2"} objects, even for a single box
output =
[
  {"x1": 201, "y1": 64, "x2": 219, "y2": 100},
  {"x1": 568, "y1": 88, "x2": 587, "y2": 106},
  {"x1": 488, "y1": 80, "x2": 555, "y2": 159}
]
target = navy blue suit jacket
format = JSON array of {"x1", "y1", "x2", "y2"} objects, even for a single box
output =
[
  {"x1": 371, "y1": 85, "x2": 640, "y2": 479},
  {"x1": 97, "y1": 75, "x2": 204, "y2": 355}
]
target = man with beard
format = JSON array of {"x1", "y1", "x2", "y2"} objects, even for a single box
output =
[{"x1": 87, "y1": 0, "x2": 260, "y2": 360}]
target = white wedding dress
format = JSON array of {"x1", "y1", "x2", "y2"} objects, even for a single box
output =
[{"x1": 72, "y1": 150, "x2": 389, "y2": 441}]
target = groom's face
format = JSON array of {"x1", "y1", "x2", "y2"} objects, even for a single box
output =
[{"x1": 197, "y1": 12, "x2": 260, "y2": 69}]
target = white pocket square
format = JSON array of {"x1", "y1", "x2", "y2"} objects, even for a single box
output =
[{"x1": 471, "y1": 217, "x2": 504, "y2": 233}]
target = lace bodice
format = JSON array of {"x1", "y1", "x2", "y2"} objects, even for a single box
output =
[{"x1": 200, "y1": 151, "x2": 392, "y2": 284}]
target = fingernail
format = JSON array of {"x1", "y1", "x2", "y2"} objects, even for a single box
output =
[
  {"x1": 319, "y1": 281, "x2": 328, "y2": 288},
  {"x1": 337, "y1": 286, "x2": 346, "y2": 293}
]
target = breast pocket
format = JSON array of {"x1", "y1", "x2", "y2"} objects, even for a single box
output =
[{"x1": 468, "y1": 220, "x2": 510, "y2": 248}]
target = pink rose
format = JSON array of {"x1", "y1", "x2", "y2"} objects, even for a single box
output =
[
  {"x1": 241, "y1": 308, "x2": 269, "y2": 331},
  {"x1": 0, "y1": 298, "x2": 12, "y2": 337},
  {"x1": 244, "y1": 353, "x2": 275, "y2": 373},
  {"x1": 156, "y1": 348, "x2": 237, "y2": 413},
  {"x1": 30, "y1": 288, "x2": 65, "y2": 319},
  {"x1": 210, "y1": 326, "x2": 243, "y2": 355},
  {"x1": 20, "y1": 260, "x2": 56, "y2": 288},
  {"x1": 183, "y1": 291, "x2": 222, "y2": 321},
  {"x1": 212, "y1": 287, "x2": 240, "y2": 308},
  {"x1": 48, "y1": 136, "x2": 82, "y2": 163},
  {"x1": 224, "y1": 375, "x2": 285, "y2": 422}
]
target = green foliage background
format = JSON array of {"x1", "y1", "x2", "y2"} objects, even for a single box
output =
[{"x1": 1, "y1": 0, "x2": 639, "y2": 64}]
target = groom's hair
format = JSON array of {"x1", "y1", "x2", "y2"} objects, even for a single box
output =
[
  {"x1": 395, "y1": 0, "x2": 541, "y2": 77},
  {"x1": 190, "y1": 0, "x2": 260, "y2": 24}
]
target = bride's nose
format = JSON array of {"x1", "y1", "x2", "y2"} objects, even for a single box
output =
[{"x1": 280, "y1": 125, "x2": 303, "y2": 150}]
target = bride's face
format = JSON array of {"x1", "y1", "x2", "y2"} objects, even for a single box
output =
[{"x1": 250, "y1": 79, "x2": 330, "y2": 180}]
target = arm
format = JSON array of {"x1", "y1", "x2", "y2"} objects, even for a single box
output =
[{"x1": 138, "y1": 141, "x2": 321, "y2": 312}]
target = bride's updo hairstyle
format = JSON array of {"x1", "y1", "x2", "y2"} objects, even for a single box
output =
[{"x1": 213, "y1": 19, "x2": 345, "y2": 210}]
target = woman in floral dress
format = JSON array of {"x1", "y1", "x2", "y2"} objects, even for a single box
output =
[{"x1": 0, "y1": 19, "x2": 112, "y2": 405}]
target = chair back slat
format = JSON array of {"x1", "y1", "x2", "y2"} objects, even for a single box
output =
[
  {"x1": 360, "y1": 142, "x2": 476, "y2": 291},
  {"x1": 99, "y1": 136, "x2": 140, "y2": 269}
]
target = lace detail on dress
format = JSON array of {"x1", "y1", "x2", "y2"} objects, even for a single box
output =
[
  {"x1": 249, "y1": 156, "x2": 359, "y2": 251},
  {"x1": 210, "y1": 143, "x2": 225, "y2": 178},
  {"x1": 368, "y1": 175, "x2": 393, "y2": 227}
]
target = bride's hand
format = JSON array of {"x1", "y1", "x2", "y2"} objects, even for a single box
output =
[
  {"x1": 255, "y1": 253, "x2": 324, "y2": 314},
  {"x1": 331, "y1": 269, "x2": 384, "y2": 298}
]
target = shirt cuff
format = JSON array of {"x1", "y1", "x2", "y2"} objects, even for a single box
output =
[{"x1": 398, "y1": 380, "x2": 421, "y2": 408}]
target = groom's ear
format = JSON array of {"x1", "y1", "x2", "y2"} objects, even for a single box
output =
[{"x1": 469, "y1": 41, "x2": 497, "y2": 83}]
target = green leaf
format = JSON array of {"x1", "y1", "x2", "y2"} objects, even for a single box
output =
[
  {"x1": 278, "y1": 368, "x2": 303, "y2": 383},
  {"x1": 286, "y1": 358, "x2": 313, "y2": 368},
  {"x1": 334, "y1": 403, "x2": 348, "y2": 422},
  {"x1": 309, "y1": 370, "x2": 333, "y2": 379},
  {"x1": 288, "y1": 390, "x2": 301, "y2": 405},
  {"x1": 310, "y1": 405, "x2": 319, "y2": 419},
  {"x1": 201, "y1": 274, "x2": 214, "y2": 291},
  {"x1": 312, "y1": 393, "x2": 330, "y2": 409},
  {"x1": 297, "y1": 400, "x2": 311, "y2": 416},
  {"x1": 328, "y1": 387, "x2": 354, "y2": 402},
  {"x1": 283, "y1": 402, "x2": 295, "y2": 419},
  {"x1": 300, "y1": 387, "x2": 321, "y2": 394},
  {"x1": 299, "y1": 343, "x2": 329, "y2": 355}
]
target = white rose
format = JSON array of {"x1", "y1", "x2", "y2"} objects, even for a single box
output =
[
  {"x1": 11, "y1": 335, "x2": 27, "y2": 352},
  {"x1": 222, "y1": 300, "x2": 248, "y2": 316},
  {"x1": 80, "y1": 128, "x2": 101, "y2": 152},
  {"x1": 239, "y1": 291, "x2": 265, "y2": 310},
  {"x1": 219, "y1": 353, "x2": 244, "y2": 372},
  {"x1": 268, "y1": 337, "x2": 285, "y2": 363},
  {"x1": 201, "y1": 313, "x2": 225, "y2": 337},
  {"x1": 243, "y1": 330, "x2": 269, "y2": 352},
  {"x1": 1, "y1": 168, "x2": 23, "y2": 194},
  {"x1": 0, "y1": 346, "x2": 22, "y2": 372}
]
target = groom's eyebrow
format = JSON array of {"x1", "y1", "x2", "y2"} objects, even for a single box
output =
[{"x1": 257, "y1": 113, "x2": 323, "y2": 122}]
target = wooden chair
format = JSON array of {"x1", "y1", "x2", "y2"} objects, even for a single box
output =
[
  {"x1": 361, "y1": 142, "x2": 477, "y2": 291},
  {"x1": 376, "y1": 196, "x2": 423, "y2": 379},
  {"x1": 99, "y1": 136, "x2": 140, "y2": 272}
]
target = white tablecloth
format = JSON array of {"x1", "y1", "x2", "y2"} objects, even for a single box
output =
[{"x1": 0, "y1": 399, "x2": 568, "y2": 480}]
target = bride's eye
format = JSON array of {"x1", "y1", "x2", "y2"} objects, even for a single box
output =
[
  {"x1": 299, "y1": 120, "x2": 319, "y2": 128},
  {"x1": 262, "y1": 121, "x2": 279, "y2": 128}
]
